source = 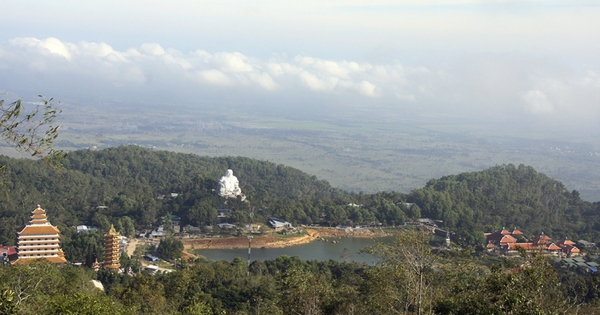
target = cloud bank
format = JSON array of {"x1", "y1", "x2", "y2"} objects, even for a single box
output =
[{"x1": 1, "y1": 37, "x2": 599, "y2": 131}]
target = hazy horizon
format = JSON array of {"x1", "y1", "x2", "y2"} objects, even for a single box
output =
[
  {"x1": 1, "y1": 1, "x2": 599, "y2": 139},
  {"x1": 1, "y1": 1, "x2": 600, "y2": 201}
]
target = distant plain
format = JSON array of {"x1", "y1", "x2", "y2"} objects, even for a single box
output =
[{"x1": 2, "y1": 102, "x2": 599, "y2": 201}]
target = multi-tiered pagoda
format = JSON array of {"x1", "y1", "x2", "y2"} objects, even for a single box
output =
[
  {"x1": 13, "y1": 205, "x2": 67, "y2": 264},
  {"x1": 103, "y1": 224, "x2": 121, "y2": 271}
]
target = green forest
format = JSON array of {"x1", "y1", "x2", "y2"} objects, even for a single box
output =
[
  {"x1": 2, "y1": 146, "x2": 600, "y2": 314},
  {"x1": 1, "y1": 146, "x2": 599, "y2": 249},
  {"x1": 2, "y1": 230, "x2": 600, "y2": 315}
]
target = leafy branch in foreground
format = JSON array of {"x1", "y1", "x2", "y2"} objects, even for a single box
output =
[{"x1": 0, "y1": 96, "x2": 67, "y2": 171}]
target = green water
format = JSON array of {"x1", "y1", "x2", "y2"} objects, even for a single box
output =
[{"x1": 195, "y1": 236, "x2": 394, "y2": 263}]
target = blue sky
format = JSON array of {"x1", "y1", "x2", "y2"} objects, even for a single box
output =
[{"x1": 1, "y1": 0, "x2": 599, "y2": 135}]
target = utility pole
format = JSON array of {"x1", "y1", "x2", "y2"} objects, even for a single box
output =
[
  {"x1": 247, "y1": 206, "x2": 254, "y2": 276},
  {"x1": 247, "y1": 235, "x2": 253, "y2": 276}
]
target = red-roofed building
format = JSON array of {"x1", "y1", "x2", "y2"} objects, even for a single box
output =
[
  {"x1": 0, "y1": 246, "x2": 17, "y2": 264},
  {"x1": 553, "y1": 238, "x2": 581, "y2": 256},
  {"x1": 507, "y1": 243, "x2": 539, "y2": 251},
  {"x1": 530, "y1": 233, "x2": 552, "y2": 246},
  {"x1": 486, "y1": 230, "x2": 518, "y2": 246},
  {"x1": 562, "y1": 245, "x2": 581, "y2": 256},
  {"x1": 556, "y1": 238, "x2": 576, "y2": 247},
  {"x1": 510, "y1": 228, "x2": 523, "y2": 236},
  {"x1": 486, "y1": 229, "x2": 564, "y2": 256},
  {"x1": 12, "y1": 205, "x2": 67, "y2": 264}
]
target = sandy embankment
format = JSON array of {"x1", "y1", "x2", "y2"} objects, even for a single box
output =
[
  {"x1": 183, "y1": 229, "x2": 321, "y2": 250},
  {"x1": 182, "y1": 227, "x2": 386, "y2": 251}
]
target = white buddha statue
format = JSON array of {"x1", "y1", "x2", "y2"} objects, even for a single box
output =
[{"x1": 217, "y1": 169, "x2": 243, "y2": 198}]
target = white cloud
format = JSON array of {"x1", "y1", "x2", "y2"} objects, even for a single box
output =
[
  {"x1": 210, "y1": 52, "x2": 253, "y2": 73},
  {"x1": 139, "y1": 43, "x2": 166, "y2": 56},
  {"x1": 10, "y1": 37, "x2": 72, "y2": 60},
  {"x1": 1, "y1": 36, "x2": 599, "y2": 130},
  {"x1": 358, "y1": 80, "x2": 377, "y2": 97},
  {"x1": 522, "y1": 90, "x2": 554, "y2": 115},
  {"x1": 197, "y1": 69, "x2": 233, "y2": 86}
]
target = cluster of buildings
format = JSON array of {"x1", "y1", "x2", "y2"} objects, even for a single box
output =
[
  {"x1": 485, "y1": 227, "x2": 585, "y2": 256},
  {"x1": 2, "y1": 205, "x2": 123, "y2": 272}
]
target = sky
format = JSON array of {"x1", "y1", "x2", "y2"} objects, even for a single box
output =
[{"x1": 1, "y1": 0, "x2": 599, "y2": 136}]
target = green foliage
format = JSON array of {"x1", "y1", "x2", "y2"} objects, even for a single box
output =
[
  {"x1": 0, "y1": 97, "x2": 66, "y2": 172},
  {"x1": 2, "y1": 145, "x2": 595, "y2": 249},
  {"x1": 45, "y1": 292, "x2": 131, "y2": 315},
  {"x1": 0, "y1": 288, "x2": 16, "y2": 315},
  {"x1": 277, "y1": 267, "x2": 333, "y2": 315},
  {"x1": 157, "y1": 236, "x2": 184, "y2": 260},
  {"x1": 409, "y1": 164, "x2": 599, "y2": 246},
  {"x1": 362, "y1": 229, "x2": 437, "y2": 315},
  {"x1": 434, "y1": 253, "x2": 573, "y2": 315},
  {"x1": 0, "y1": 252, "x2": 597, "y2": 314}
]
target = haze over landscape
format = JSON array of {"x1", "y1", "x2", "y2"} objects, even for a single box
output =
[
  {"x1": 1, "y1": 0, "x2": 599, "y2": 199},
  {"x1": 5, "y1": 3, "x2": 600, "y2": 314}
]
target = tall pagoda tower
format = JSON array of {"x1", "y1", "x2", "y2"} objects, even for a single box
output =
[
  {"x1": 13, "y1": 205, "x2": 67, "y2": 264},
  {"x1": 103, "y1": 224, "x2": 121, "y2": 271}
]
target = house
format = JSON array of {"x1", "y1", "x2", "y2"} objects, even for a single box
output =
[
  {"x1": 150, "y1": 226, "x2": 165, "y2": 238},
  {"x1": 245, "y1": 224, "x2": 262, "y2": 231},
  {"x1": 267, "y1": 217, "x2": 292, "y2": 229},
  {"x1": 76, "y1": 225, "x2": 99, "y2": 233},
  {"x1": 217, "y1": 208, "x2": 232, "y2": 219},
  {"x1": 556, "y1": 238, "x2": 581, "y2": 256},
  {"x1": 558, "y1": 258, "x2": 598, "y2": 272},
  {"x1": 561, "y1": 244, "x2": 581, "y2": 256},
  {"x1": 0, "y1": 246, "x2": 17, "y2": 264},
  {"x1": 183, "y1": 225, "x2": 201, "y2": 233},
  {"x1": 144, "y1": 254, "x2": 160, "y2": 262},
  {"x1": 417, "y1": 218, "x2": 437, "y2": 227},
  {"x1": 485, "y1": 230, "x2": 518, "y2": 246},
  {"x1": 486, "y1": 229, "x2": 582, "y2": 257},
  {"x1": 530, "y1": 232, "x2": 552, "y2": 245},
  {"x1": 578, "y1": 240, "x2": 596, "y2": 248},
  {"x1": 217, "y1": 223, "x2": 236, "y2": 229}
]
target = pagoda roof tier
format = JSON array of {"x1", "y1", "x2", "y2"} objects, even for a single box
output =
[
  {"x1": 18, "y1": 246, "x2": 61, "y2": 251},
  {"x1": 12, "y1": 256, "x2": 67, "y2": 264},
  {"x1": 17, "y1": 226, "x2": 61, "y2": 235},
  {"x1": 18, "y1": 239, "x2": 61, "y2": 244}
]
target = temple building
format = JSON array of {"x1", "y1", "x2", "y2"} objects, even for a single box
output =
[
  {"x1": 13, "y1": 205, "x2": 67, "y2": 264},
  {"x1": 103, "y1": 224, "x2": 121, "y2": 271}
]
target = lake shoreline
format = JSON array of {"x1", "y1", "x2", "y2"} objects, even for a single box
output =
[{"x1": 182, "y1": 227, "x2": 389, "y2": 251}]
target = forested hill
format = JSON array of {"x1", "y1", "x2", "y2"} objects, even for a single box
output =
[
  {"x1": 61, "y1": 145, "x2": 343, "y2": 201},
  {"x1": 0, "y1": 146, "x2": 599, "y2": 248},
  {"x1": 0, "y1": 146, "x2": 346, "y2": 244},
  {"x1": 408, "y1": 164, "x2": 600, "y2": 245}
]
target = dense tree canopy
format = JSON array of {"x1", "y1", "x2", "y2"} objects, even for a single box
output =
[
  {"x1": 2, "y1": 241, "x2": 600, "y2": 315},
  {"x1": 0, "y1": 146, "x2": 599, "y2": 249}
]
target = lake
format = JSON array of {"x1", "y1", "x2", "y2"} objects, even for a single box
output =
[{"x1": 195, "y1": 236, "x2": 395, "y2": 263}]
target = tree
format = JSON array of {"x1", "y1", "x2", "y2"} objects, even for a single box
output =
[
  {"x1": 0, "y1": 96, "x2": 66, "y2": 172},
  {"x1": 434, "y1": 251, "x2": 577, "y2": 315},
  {"x1": 157, "y1": 236, "x2": 184, "y2": 260},
  {"x1": 277, "y1": 267, "x2": 332, "y2": 315},
  {"x1": 362, "y1": 229, "x2": 436, "y2": 315}
]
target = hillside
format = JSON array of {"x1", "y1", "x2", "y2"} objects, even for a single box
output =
[
  {"x1": 408, "y1": 164, "x2": 600, "y2": 245},
  {"x1": 0, "y1": 146, "x2": 598, "y2": 248},
  {"x1": 0, "y1": 146, "x2": 346, "y2": 245}
]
